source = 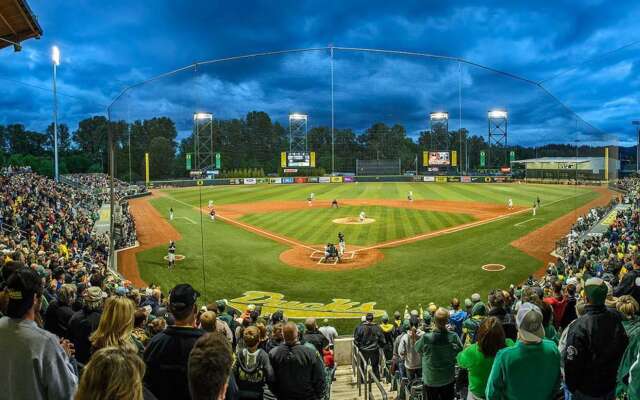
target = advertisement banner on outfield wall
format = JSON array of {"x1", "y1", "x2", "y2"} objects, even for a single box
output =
[
  {"x1": 244, "y1": 178, "x2": 257, "y2": 185},
  {"x1": 307, "y1": 176, "x2": 319, "y2": 183},
  {"x1": 319, "y1": 177, "x2": 331, "y2": 183},
  {"x1": 330, "y1": 176, "x2": 343, "y2": 183},
  {"x1": 447, "y1": 176, "x2": 461, "y2": 183},
  {"x1": 294, "y1": 177, "x2": 308, "y2": 184},
  {"x1": 423, "y1": 176, "x2": 435, "y2": 182},
  {"x1": 270, "y1": 177, "x2": 282, "y2": 184},
  {"x1": 229, "y1": 178, "x2": 244, "y2": 185},
  {"x1": 343, "y1": 176, "x2": 355, "y2": 183},
  {"x1": 257, "y1": 178, "x2": 268, "y2": 184},
  {"x1": 461, "y1": 176, "x2": 471, "y2": 183},
  {"x1": 282, "y1": 177, "x2": 294, "y2": 184},
  {"x1": 435, "y1": 176, "x2": 448, "y2": 183}
]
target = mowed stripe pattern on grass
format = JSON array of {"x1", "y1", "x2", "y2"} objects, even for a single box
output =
[{"x1": 239, "y1": 205, "x2": 475, "y2": 246}]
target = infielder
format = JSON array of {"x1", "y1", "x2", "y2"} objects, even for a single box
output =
[
  {"x1": 408, "y1": 191, "x2": 414, "y2": 202},
  {"x1": 338, "y1": 232, "x2": 345, "y2": 255},
  {"x1": 507, "y1": 198, "x2": 513, "y2": 210},
  {"x1": 208, "y1": 200, "x2": 214, "y2": 209},
  {"x1": 359, "y1": 210, "x2": 366, "y2": 223},
  {"x1": 169, "y1": 207, "x2": 174, "y2": 221},
  {"x1": 167, "y1": 241, "x2": 176, "y2": 269},
  {"x1": 532, "y1": 201, "x2": 537, "y2": 216},
  {"x1": 210, "y1": 208, "x2": 216, "y2": 222}
]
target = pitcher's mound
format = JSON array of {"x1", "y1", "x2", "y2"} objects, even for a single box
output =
[{"x1": 333, "y1": 217, "x2": 376, "y2": 225}]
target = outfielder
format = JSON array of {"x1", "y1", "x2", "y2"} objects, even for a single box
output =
[
  {"x1": 167, "y1": 241, "x2": 176, "y2": 269},
  {"x1": 507, "y1": 198, "x2": 513, "y2": 210},
  {"x1": 408, "y1": 191, "x2": 414, "y2": 202},
  {"x1": 169, "y1": 207, "x2": 174, "y2": 221},
  {"x1": 532, "y1": 201, "x2": 537, "y2": 216}
]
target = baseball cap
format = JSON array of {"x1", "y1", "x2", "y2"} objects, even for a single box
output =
[
  {"x1": 471, "y1": 293, "x2": 481, "y2": 303},
  {"x1": 464, "y1": 298, "x2": 473, "y2": 308},
  {"x1": 85, "y1": 286, "x2": 107, "y2": 302},
  {"x1": 365, "y1": 312, "x2": 374, "y2": 321},
  {"x1": 169, "y1": 284, "x2": 200, "y2": 310},
  {"x1": 584, "y1": 278, "x2": 607, "y2": 305},
  {"x1": 6, "y1": 267, "x2": 43, "y2": 318},
  {"x1": 516, "y1": 302, "x2": 545, "y2": 343}
]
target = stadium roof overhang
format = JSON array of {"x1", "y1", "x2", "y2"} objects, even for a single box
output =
[
  {"x1": 0, "y1": 0, "x2": 42, "y2": 51},
  {"x1": 512, "y1": 157, "x2": 593, "y2": 164}
]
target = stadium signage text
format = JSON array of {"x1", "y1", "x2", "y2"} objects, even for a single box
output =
[{"x1": 228, "y1": 290, "x2": 385, "y2": 319}]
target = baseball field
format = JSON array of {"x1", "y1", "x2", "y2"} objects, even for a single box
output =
[{"x1": 118, "y1": 182, "x2": 612, "y2": 330}]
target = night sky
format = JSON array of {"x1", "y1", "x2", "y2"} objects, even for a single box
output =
[{"x1": 1, "y1": 1, "x2": 639, "y2": 146}]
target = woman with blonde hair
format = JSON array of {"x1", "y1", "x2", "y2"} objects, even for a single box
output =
[
  {"x1": 75, "y1": 346, "x2": 155, "y2": 400},
  {"x1": 90, "y1": 296, "x2": 143, "y2": 355},
  {"x1": 617, "y1": 295, "x2": 640, "y2": 337}
]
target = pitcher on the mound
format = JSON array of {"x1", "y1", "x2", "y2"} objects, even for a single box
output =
[
  {"x1": 167, "y1": 241, "x2": 176, "y2": 270},
  {"x1": 359, "y1": 210, "x2": 366, "y2": 223}
]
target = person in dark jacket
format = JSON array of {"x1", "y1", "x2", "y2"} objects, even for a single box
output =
[
  {"x1": 44, "y1": 283, "x2": 77, "y2": 338},
  {"x1": 564, "y1": 278, "x2": 629, "y2": 399},
  {"x1": 188, "y1": 331, "x2": 234, "y2": 400},
  {"x1": 144, "y1": 284, "x2": 205, "y2": 400},
  {"x1": 354, "y1": 312, "x2": 386, "y2": 378},
  {"x1": 269, "y1": 322, "x2": 326, "y2": 400},
  {"x1": 487, "y1": 291, "x2": 517, "y2": 341},
  {"x1": 302, "y1": 317, "x2": 329, "y2": 355},
  {"x1": 234, "y1": 325, "x2": 274, "y2": 399},
  {"x1": 67, "y1": 286, "x2": 104, "y2": 364},
  {"x1": 614, "y1": 258, "x2": 640, "y2": 305}
]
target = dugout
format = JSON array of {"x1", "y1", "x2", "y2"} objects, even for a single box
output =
[{"x1": 514, "y1": 157, "x2": 619, "y2": 183}]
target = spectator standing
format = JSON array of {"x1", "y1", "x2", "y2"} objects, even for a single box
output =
[
  {"x1": 0, "y1": 267, "x2": 78, "y2": 400},
  {"x1": 44, "y1": 283, "x2": 77, "y2": 338},
  {"x1": 74, "y1": 346, "x2": 156, "y2": 400},
  {"x1": 144, "y1": 284, "x2": 204, "y2": 400},
  {"x1": 564, "y1": 278, "x2": 628, "y2": 400},
  {"x1": 233, "y1": 325, "x2": 274, "y2": 399},
  {"x1": 457, "y1": 317, "x2": 514, "y2": 400},
  {"x1": 486, "y1": 291, "x2": 517, "y2": 341},
  {"x1": 379, "y1": 313, "x2": 396, "y2": 361},
  {"x1": 269, "y1": 322, "x2": 326, "y2": 400},
  {"x1": 188, "y1": 333, "x2": 233, "y2": 400},
  {"x1": 614, "y1": 256, "x2": 640, "y2": 305},
  {"x1": 200, "y1": 310, "x2": 233, "y2": 343},
  {"x1": 398, "y1": 317, "x2": 423, "y2": 381},
  {"x1": 617, "y1": 295, "x2": 640, "y2": 337},
  {"x1": 318, "y1": 318, "x2": 338, "y2": 347},
  {"x1": 485, "y1": 303, "x2": 561, "y2": 400},
  {"x1": 67, "y1": 286, "x2": 105, "y2": 365},
  {"x1": 354, "y1": 312, "x2": 386, "y2": 379},
  {"x1": 90, "y1": 296, "x2": 143, "y2": 355},
  {"x1": 415, "y1": 307, "x2": 463, "y2": 400},
  {"x1": 303, "y1": 317, "x2": 329, "y2": 355}
]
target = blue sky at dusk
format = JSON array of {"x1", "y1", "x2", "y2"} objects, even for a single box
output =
[{"x1": 1, "y1": 0, "x2": 640, "y2": 146}]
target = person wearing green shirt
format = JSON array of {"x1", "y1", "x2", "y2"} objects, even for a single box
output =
[
  {"x1": 457, "y1": 317, "x2": 515, "y2": 399},
  {"x1": 485, "y1": 302, "x2": 561, "y2": 400},
  {"x1": 415, "y1": 307, "x2": 462, "y2": 400}
]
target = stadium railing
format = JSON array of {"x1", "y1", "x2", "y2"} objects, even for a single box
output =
[{"x1": 351, "y1": 343, "x2": 390, "y2": 400}]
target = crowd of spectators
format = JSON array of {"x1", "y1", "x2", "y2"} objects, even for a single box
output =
[{"x1": 3, "y1": 169, "x2": 640, "y2": 400}]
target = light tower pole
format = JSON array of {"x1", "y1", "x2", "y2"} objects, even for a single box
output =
[
  {"x1": 51, "y1": 46, "x2": 60, "y2": 181},
  {"x1": 633, "y1": 121, "x2": 640, "y2": 173}
]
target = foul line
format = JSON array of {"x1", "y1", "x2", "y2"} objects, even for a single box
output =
[
  {"x1": 175, "y1": 216, "x2": 197, "y2": 224},
  {"x1": 164, "y1": 190, "x2": 593, "y2": 255},
  {"x1": 514, "y1": 218, "x2": 538, "y2": 227}
]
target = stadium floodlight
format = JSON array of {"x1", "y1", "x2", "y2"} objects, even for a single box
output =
[
  {"x1": 488, "y1": 110, "x2": 508, "y2": 119},
  {"x1": 51, "y1": 45, "x2": 60, "y2": 66},
  {"x1": 193, "y1": 112, "x2": 213, "y2": 121},
  {"x1": 430, "y1": 112, "x2": 448, "y2": 121},
  {"x1": 289, "y1": 113, "x2": 308, "y2": 121}
]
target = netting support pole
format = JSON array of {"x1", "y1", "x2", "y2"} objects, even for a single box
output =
[
  {"x1": 107, "y1": 108, "x2": 116, "y2": 273},
  {"x1": 458, "y1": 62, "x2": 463, "y2": 175},
  {"x1": 330, "y1": 46, "x2": 335, "y2": 175}
]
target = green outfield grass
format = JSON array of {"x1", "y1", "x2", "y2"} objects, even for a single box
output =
[
  {"x1": 239, "y1": 205, "x2": 475, "y2": 246},
  {"x1": 134, "y1": 182, "x2": 601, "y2": 332}
]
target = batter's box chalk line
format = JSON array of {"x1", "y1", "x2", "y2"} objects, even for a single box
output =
[{"x1": 310, "y1": 250, "x2": 356, "y2": 263}]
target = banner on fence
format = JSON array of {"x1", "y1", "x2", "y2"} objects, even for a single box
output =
[
  {"x1": 270, "y1": 177, "x2": 282, "y2": 184},
  {"x1": 423, "y1": 176, "x2": 435, "y2": 182},
  {"x1": 435, "y1": 176, "x2": 448, "y2": 183},
  {"x1": 461, "y1": 176, "x2": 471, "y2": 183},
  {"x1": 319, "y1": 177, "x2": 331, "y2": 183},
  {"x1": 343, "y1": 176, "x2": 355, "y2": 182},
  {"x1": 294, "y1": 177, "x2": 308, "y2": 184},
  {"x1": 244, "y1": 178, "x2": 257, "y2": 185},
  {"x1": 330, "y1": 176, "x2": 343, "y2": 183},
  {"x1": 308, "y1": 176, "x2": 319, "y2": 183},
  {"x1": 282, "y1": 177, "x2": 294, "y2": 184}
]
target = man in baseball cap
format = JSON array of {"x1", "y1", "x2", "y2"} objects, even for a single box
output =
[{"x1": 486, "y1": 302, "x2": 561, "y2": 399}]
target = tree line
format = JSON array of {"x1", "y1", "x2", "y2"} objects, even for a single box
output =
[{"x1": 0, "y1": 111, "x2": 615, "y2": 180}]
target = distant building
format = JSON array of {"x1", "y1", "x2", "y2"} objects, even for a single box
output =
[{"x1": 513, "y1": 157, "x2": 619, "y2": 183}]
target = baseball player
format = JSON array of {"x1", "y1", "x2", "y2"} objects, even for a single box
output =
[
  {"x1": 507, "y1": 198, "x2": 513, "y2": 210},
  {"x1": 359, "y1": 210, "x2": 366, "y2": 223},
  {"x1": 331, "y1": 199, "x2": 339, "y2": 208},
  {"x1": 536, "y1": 196, "x2": 541, "y2": 208},
  {"x1": 208, "y1": 200, "x2": 214, "y2": 210},
  {"x1": 169, "y1": 207, "x2": 174, "y2": 221},
  {"x1": 167, "y1": 241, "x2": 176, "y2": 269},
  {"x1": 338, "y1": 232, "x2": 345, "y2": 255},
  {"x1": 210, "y1": 208, "x2": 216, "y2": 222},
  {"x1": 532, "y1": 201, "x2": 537, "y2": 216},
  {"x1": 408, "y1": 191, "x2": 414, "y2": 202}
]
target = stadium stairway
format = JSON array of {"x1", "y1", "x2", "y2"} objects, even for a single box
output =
[{"x1": 330, "y1": 364, "x2": 395, "y2": 400}]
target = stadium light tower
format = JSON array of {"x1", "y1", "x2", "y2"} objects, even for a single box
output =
[
  {"x1": 633, "y1": 121, "x2": 640, "y2": 172},
  {"x1": 488, "y1": 109, "x2": 508, "y2": 168},
  {"x1": 289, "y1": 113, "x2": 308, "y2": 154},
  {"x1": 193, "y1": 112, "x2": 214, "y2": 173},
  {"x1": 429, "y1": 112, "x2": 449, "y2": 151},
  {"x1": 51, "y1": 46, "x2": 60, "y2": 181}
]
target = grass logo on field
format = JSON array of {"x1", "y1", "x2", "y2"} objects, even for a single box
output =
[{"x1": 228, "y1": 290, "x2": 385, "y2": 319}]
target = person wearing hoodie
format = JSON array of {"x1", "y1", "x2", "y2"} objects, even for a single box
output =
[
  {"x1": 398, "y1": 316, "x2": 423, "y2": 381},
  {"x1": 234, "y1": 325, "x2": 274, "y2": 399},
  {"x1": 379, "y1": 313, "x2": 396, "y2": 361},
  {"x1": 463, "y1": 302, "x2": 487, "y2": 346}
]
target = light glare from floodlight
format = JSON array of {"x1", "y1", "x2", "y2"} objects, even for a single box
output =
[
  {"x1": 52, "y1": 46, "x2": 60, "y2": 65},
  {"x1": 430, "y1": 112, "x2": 448, "y2": 121},
  {"x1": 193, "y1": 112, "x2": 213, "y2": 120},
  {"x1": 289, "y1": 113, "x2": 307, "y2": 121},
  {"x1": 488, "y1": 110, "x2": 508, "y2": 119}
]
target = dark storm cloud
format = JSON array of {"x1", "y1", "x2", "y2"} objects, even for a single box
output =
[{"x1": 1, "y1": 0, "x2": 639, "y2": 145}]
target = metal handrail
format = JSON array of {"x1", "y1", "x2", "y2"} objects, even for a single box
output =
[
  {"x1": 352, "y1": 343, "x2": 370, "y2": 400},
  {"x1": 366, "y1": 366, "x2": 389, "y2": 400}
]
